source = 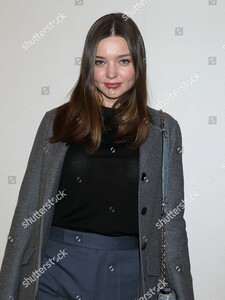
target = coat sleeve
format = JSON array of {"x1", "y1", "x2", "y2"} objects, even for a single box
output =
[
  {"x1": 164, "y1": 119, "x2": 195, "y2": 300},
  {"x1": 0, "y1": 111, "x2": 52, "y2": 299}
]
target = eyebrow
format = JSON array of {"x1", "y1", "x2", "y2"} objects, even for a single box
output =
[{"x1": 95, "y1": 54, "x2": 131, "y2": 59}]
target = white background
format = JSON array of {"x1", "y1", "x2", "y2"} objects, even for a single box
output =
[{"x1": 0, "y1": 1, "x2": 225, "y2": 299}]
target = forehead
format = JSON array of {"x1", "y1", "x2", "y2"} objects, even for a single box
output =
[{"x1": 96, "y1": 36, "x2": 130, "y2": 56}]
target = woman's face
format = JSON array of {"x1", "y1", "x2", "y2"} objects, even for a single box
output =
[{"x1": 94, "y1": 36, "x2": 135, "y2": 107}]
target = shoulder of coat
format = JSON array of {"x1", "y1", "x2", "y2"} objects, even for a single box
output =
[
  {"x1": 44, "y1": 106, "x2": 58, "y2": 120},
  {"x1": 147, "y1": 106, "x2": 179, "y2": 130}
]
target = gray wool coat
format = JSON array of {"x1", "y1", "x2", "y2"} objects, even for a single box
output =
[{"x1": 0, "y1": 106, "x2": 195, "y2": 300}]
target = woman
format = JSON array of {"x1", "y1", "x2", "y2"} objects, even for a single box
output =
[{"x1": 0, "y1": 13, "x2": 194, "y2": 300}]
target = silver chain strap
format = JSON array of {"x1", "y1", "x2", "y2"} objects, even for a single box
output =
[{"x1": 159, "y1": 109, "x2": 167, "y2": 284}]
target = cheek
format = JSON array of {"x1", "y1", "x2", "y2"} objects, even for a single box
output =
[
  {"x1": 122, "y1": 67, "x2": 135, "y2": 83},
  {"x1": 94, "y1": 68, "x2": 104, "y2": 82}
]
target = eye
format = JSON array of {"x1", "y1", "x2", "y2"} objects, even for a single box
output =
[
  {"x1": 95, "y1": 59, "x2": 105, "y2": 65},
  {"x1": 119, "y1": 59, "x2": 131, "y2": 65}
]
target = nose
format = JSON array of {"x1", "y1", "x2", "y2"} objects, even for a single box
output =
[{"x1": 106, "y1": 63, "x2": 118, "y2": 79}]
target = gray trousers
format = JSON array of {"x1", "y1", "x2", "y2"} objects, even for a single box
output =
[{"x1": 36, "y1": 226, "x2": 140, "y2": 300}]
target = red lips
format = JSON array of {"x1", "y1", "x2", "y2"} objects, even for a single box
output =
[{"x1": 104, "y1": 83, "x2": 121, "y2": 89}]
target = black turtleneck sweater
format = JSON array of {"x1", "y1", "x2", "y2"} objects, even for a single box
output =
[{"x1": 51, "y1": 106, "x2": 139, "y2": 237}]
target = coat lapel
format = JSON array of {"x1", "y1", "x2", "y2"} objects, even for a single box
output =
[
  {"x1": 39, "y1": 141, "x2": 69, "y2": 250},
  {"x1": 139, "y1": 123, "x2": 162, "y2": 176},
  {"x1": 42, "y1": 142, "x2": 69, "y2": 201}
]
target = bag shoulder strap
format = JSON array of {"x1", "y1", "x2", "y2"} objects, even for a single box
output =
[
  {"x1": 159, "y1": 109, "x2": 169, "y2": 283},
  {"x1": 159, "y1": 109, "x2": 169, "y2": 214}
]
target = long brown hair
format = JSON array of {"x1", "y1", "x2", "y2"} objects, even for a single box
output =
[{"x1": 49, "y1": 13, "x2": 152, "y2": 153}]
